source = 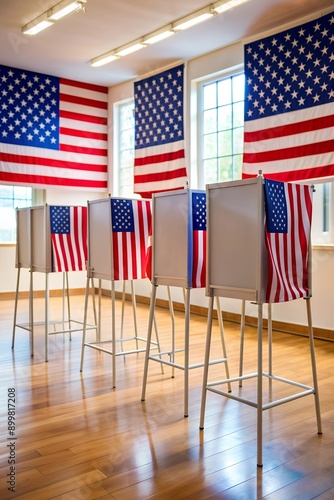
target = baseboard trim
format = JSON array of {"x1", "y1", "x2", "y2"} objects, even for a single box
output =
[
  {"x1": 2, "y1": 287, "x2": 333, "y2": 342},
  {"x1": 0, "y1": 288, "x2": 87, "y2": 300},
  {"x1": 103, "y1": 289, "x2": 334, "y2": 342}
]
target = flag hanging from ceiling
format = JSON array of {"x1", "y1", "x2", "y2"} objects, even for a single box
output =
[
  {"x1": 133, "y1": 64, "x2": 188, "y2": 198},
  {"x1": 0, "y1": 65, "x2": 108, "y2": 190},
  {"x1": 50, "y1": 205, "x2": 88, "y2": 272},
  {"x1": 242, "y1": 11, "x2": 334, "y2": 183},
  {"x1": 111, "y1": 198, "x2": 152, "y2": 280},
  {"x1": 191, "y1": 191, "x2": 206, "y2": 288},
  {"x1": 264, "y1": 179, "x2": 312, "y2": 303}
]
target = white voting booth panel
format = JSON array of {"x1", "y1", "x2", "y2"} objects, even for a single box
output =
[
  {"x1": 15, "y1": 208, "x2": 31, "y2": 269},
  {"x1": 200, "y1": 176, "x2": 322, "y2": 467},
  {"x1": 86, "y1": 198, "x2": 113, "y2": 280},
  {"x1": 152, "y1": 188, "x2": 207, "y2": 289},
  {"x1": 31, "y1": 206, "x2": 52, "y2": 273},
  {"x1": 153, "y1": 189, "x2": 192, "y2": 288},
  {"x1": 15, "y1": 205, "x2": 52, "y2": 272},
  {"x1": 206, "y1": 176, "x2": 267, "y2": 302},
  {"x1": 142, "y1": 188, "x2": 230, "y2": 417},
  {"x1": 81, "y1": 196, "x2": 159, "y2": 388},
  {"x1": 13, "y1": 204, "x2": 93, "y2": 362}
]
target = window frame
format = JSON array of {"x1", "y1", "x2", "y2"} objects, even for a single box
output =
[
  {"x1": 113, "y1": 98, "x2": 135, "y2": 198},
  {"x1": 0, "y1": 186, "x2": 42, "y2": 245},
  {"x1": 197, "y1": 69, "x2": 245, "y2": 189}
]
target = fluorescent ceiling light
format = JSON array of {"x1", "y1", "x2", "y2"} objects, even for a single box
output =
[
  {"x1": 22, "y1": 0, "x2": 87, "y2": 36},
  {"x1": 173, "y1": 7, "x2": 213, "y2": 31},
  {"x1": 91, "y1": 0, "x2": 252, "y2": 66},
  {"x1": 213, "y1": 0, "x2": 250, "y2": 14},
  {"x1": 22, "y1": 19, "x2": 54, "y2": 35},
  {"x1": 144, "y1": 26, "x2": 174, "y2": 45},
  {"x1": 91, "y1": 53, "x2": 119, "y2": 67},
  {"x1": 48, "y1": 1, "x2": 85, "y2": 21},
  {"x1": 115, "y1": 42, "x2": 145, "y2": 57}
]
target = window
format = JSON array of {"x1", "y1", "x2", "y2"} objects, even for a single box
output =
[
  {"x1": 201, "y1": 73, "x2": 245, "y2": 186},
  {"x1": 311, "y1": 182, "x2": 334, "y2": 245},
  {"x1": 0, "y1": 186, "x2": 33, "y2": 243},
  {"x1": 116, "y1": 100, "x2": 135, "y2": 197}
]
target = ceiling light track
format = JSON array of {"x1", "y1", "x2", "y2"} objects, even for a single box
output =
[
  {"x1": 91, "y1": 0, "x2": 251, "y2": 68},
  {"x1": 22, "y1": 0, "x2": 87, "y2": 36}
]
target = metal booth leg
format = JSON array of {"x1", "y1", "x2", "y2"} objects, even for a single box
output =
[
  {"x1": 239, "y1": 299, "x2": 246, "y2": 387},
  {"x1": 199, "y1": 295, "x2": 214, "y2": 430},
  {"x1": 80, "y1": 275, "x2": 91, "y2": 372},
  {"x1": 257, "y1": 302, "x2": 263, "y2": 468},
  {"x1": 305, "y1": 297, "x2": 322, "y2": 435},
  {"x1": 45, "y1": 273, "x2": 50, "y2": 362},
  {"x1": 111, "y1": 280, "x2": 116, "y2": 388},
  {"x1": 141, "y1": 284, "x2": 157, "y2": 402},
  {"x1": 215, "y1": 296, "x2": 231, "y2": 392},
  {"x1": 167, "y1": 286, "x2": 175, "y2": 378},
  {"x1": 29, "y1": 269, "x2": 34, "y2": 357},
  {"x1": 11, "y1": 267, "x2": 21, "y2": 350},
  {"x1": 184, "y1": 288, "x2": 191, "y2": 417}
]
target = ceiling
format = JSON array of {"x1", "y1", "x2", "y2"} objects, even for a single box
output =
[{"x1": 0, "y1": 0, "x2": 333, "y2": 88}]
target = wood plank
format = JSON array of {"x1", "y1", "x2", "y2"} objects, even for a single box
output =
[{"x1": 0, "y1": 294, "x2": 332, "y2": 498}]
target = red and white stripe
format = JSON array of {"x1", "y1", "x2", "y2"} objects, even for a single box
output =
[
  {"x1": 243, "y1": 103, "x2": 334, "y2": 182},
  {"x1": 112, "y1": 199, "x2": 152, "y2": 280},
  {"x1": 265, "y1": 183, "x2": 312, "y2": 303},
  {"x1": 192, "y1": 229, "x2": 206, "y2": 288},
  {"x1": 134, "y1": 141, "x2": 188, "y2": 198},
  {"x1": 51, "y1": 206, "x2": 88, "y2": 272}
]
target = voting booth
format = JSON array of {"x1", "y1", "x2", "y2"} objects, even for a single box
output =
[
  {"x1": 80, "y1": 196, "x2": 160, "y2": 388},
  {"x1": 141, "y1": 188, "x2": 230, "y2": 417},
  {"x1": 200, "y1": 176, "x2": 322, "y2": 466},
  {"x1": 12, "y1": 205, "x2": 95, "y2": 361}
]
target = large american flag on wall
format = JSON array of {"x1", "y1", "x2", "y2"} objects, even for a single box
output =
[
  {"x1": 111, "y1": 198, "x2": 151, "y2": 280},
  {"x1": 50, "y1": 205, "x2": 88, "y2": 272},
  {"x1": 0, "y1": 65, "x2": 108, "y2": 190},
  {"x1": 133, "y1": 64, "x2": 188, "y2": 198},
  {"x1": 264, "y1": 179, "x2": 312, "y2": 303},
  {"x1": 242, "y1": 10, "x2": 334, "y2": 182}
]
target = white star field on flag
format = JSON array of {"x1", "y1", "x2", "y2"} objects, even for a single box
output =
[
  {"x1": 244, "y1": 13, "x2": 334, "y2": 121},
  {"x1": 0, "y1": 66, "x2": 59, "y2": 149},
  {"x1": 192, "y1": 193, "x2": 207, "y2": 231},
  {"x1": 265, "y1": 180, "x2": 288, "y2": 233},
  {"x1": 134, "y1": 66, "x2": 184, "y2": 148}
]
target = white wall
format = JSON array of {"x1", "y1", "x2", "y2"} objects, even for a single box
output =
[{"x1": 1, "y1": 33, "x2": 334, "y2": 332}]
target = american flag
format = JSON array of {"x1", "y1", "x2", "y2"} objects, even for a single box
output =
[
  {"x1": 134, "y1": 64, "x2": 188, "y2": 198},
  {"x1": 111, "y1": 198, "x2": 151, "y2": 280},
  {"x1": 0, "y1": 65, "x2": 108, "y2": 190},
  {"x1": 264, "y1": 179, "x2": 312, "y2": 303},
  {"x1": 50, "y1": 205, "x2": 88, "y2": 272},
  {"x1": 242, "y1": 11, "x2": 334, "y2": 182},
  {"x1": 191, "y1": 191, "x2": 206, "y2": 288}
]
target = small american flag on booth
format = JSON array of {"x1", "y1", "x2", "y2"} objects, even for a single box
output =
[
  {"x1": 111, "y1": 198, "x2": 151, "y2": 280},
  {"x1": 264, "y1": 179, "x2": 312, "y2": 303},
  {"x1": 50, "y1": 206, "x2": 88, "y2": 272},
  {"x1": 191, "y1": 191, "x2": 206, "y2": 288}
]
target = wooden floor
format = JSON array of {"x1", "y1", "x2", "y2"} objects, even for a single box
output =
[{"x1": 1, "y1": 293, "x2": 334, "y2": 499}]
